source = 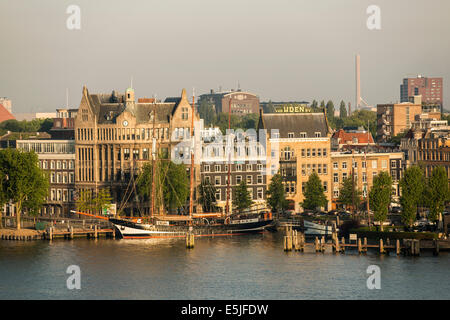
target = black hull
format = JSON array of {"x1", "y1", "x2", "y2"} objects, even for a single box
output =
[{"x1": 110, "y1": 218, "x2": 273, "y2": 239}]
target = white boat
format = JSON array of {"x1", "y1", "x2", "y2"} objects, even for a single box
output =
[{"x1": 304, "y1": 220, "x2": 334, "y2": 236}]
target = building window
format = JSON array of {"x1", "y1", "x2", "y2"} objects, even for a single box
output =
[
  {"x1": 247, "y1": 175, "x2": 252, "y2": 185},
  {"x1": 288, "y1": 132, "x2": 294, "y2": 138},
  {"x1": 381, "y1": 160, "x2": 387, "y2": 169},
  {"x1": 236, "y1": 164, "x2": 242, "y2": 171},
  {"x1": 215, "y1": 190, "x2": 221, "y2": 201},
  {"x1": 215, "y1": 176, "x2": 221, "y2": 185},
  {"x1": 307, "y1": 149, "x2": 311, "y2": 157},
  {"x1": 257, "y1": 188, "x2": 263, "y2": 200},
  {"x1": 391, "y1": 160, "x2": 397, "y2": 168},
  {"x1": 333, "y1": 173, "x2": 339, "y2": 183},
  {"x1": 236, "y1": 175, "x2": 242, "y2": 184},
  {"x1": 323, "y1": 164, "x2": 328, "y2": 174},
  {"x1": 315, "y1": 132, "x2": 321, "y2": 138},
  {"x1": 333, "y1": 162, "x2": 338, "y2": 169},
  {"x1": 204, "y1": 165, "x2": 210, "y2": 172},
  {"x1": 257, "y1": 175, "x2": 263, "y2": 184},
  {"x1": 372, "y1": 160, "x2": 377, "y2": 169},
  {"x1": 182, "y1": 107, "x2": 189, "y2": 120},
  {"x1": 323, "y1": 181, "x2": 328, "y2": 192},
  {"x1": 246, "y1": 164, "x2": 252, "y2": 171},
  {"x1": 323, "y1": 148, "x2": 327, "y2": 157},
  {"x1": 301, "y1": 149, "x2": 305, "y2": 157},
  {"x1": 300, "y1": 132, "x2": 307, "y2": 138},
  {"x1": 342, "y1": 162, "x2": 347, "y2": 169},
  {"x1": 362, "y1": 161, "x2": 366, "y2": 168},
  {"x1": 215, "y1": 165, "x2": 221, "y2": 172}
]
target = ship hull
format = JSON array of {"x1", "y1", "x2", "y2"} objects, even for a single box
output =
[{"x1": 110, "y1": 218, "x2": 273, "y2": 239}]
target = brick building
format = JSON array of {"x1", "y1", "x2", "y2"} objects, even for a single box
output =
[
  {"x1": 198, "y1": 89, "x2": 260, "y2": 115},
  {"x1": 74, "y1": 86, "x2": 200, "y2": 216},
  {"x1": 258, "y1": 109, "x2": 332, "y2": 212},
  {"x1": 376, "y1": 102, "x2": 422, "y2": 142},
  {"x1": 400, "y1": 76, "x2": 443, "y2": 110}
]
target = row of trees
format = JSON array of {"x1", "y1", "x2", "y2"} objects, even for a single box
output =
[
  {"x1": 0, "y1": 118, "x2": 53, "y2": 136},
  {"x1": 336, "y1": 166, "x2": 449, "y2": 229}
]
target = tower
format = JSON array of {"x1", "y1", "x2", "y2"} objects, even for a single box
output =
[{"x1": 356, "y1": 54, "x2": 361, "y2": 109}]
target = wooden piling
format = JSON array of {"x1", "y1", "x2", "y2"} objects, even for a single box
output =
[
  {"x1": 379, "y1": 239, "x2": 385, "y2": 254},
  {"x1": 70, "y1": 226, "x2": 74, "y2": 240},
  {"x1": 321, "y1": 236, "x2": 325, "y2": 253},
  {"x1": 396, "y1": 239, "x2": 401, "y2": 255},
  {"x1": 186, "y1": 232, "x2": 195, "y2": 249},
  {"x1": 358, "y1": 238, "x2": 362, "y2": 254},
  {"x1": 94, "y1": 225, "x2": 98, "y2": 239},
  {"x1": 363, "y1": 237, "x2": 368, "y2": 253},
  {"x1": 284, "y1": 235, "x2": 293, "y2": 251},
  {"x1": 433, "y1": 239, "x2": 439, "y2": 256},
  {"x1": 315, "y1": 237, "x2": 319, "y2": 252},
  {"x1": 49, "y1": 227, "x2": 53, "y2": 240},
  {"x1": 341, "y1": 237, "x2": 345, "y2": 253}
]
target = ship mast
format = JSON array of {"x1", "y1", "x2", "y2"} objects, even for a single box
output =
[
  {"x1": 151, "y1": 96, "x2": 156, "y2": 218},
  {"x1": 189, "y1": 89, "x2": 195, "y2": 222},
  {"x1": 226, "y1": 97, "x2": 231, "y2": 216}
]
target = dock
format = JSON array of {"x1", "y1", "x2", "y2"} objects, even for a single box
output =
[{"x1": 282, "y1": 226, "x2": 447, "y2": 256}]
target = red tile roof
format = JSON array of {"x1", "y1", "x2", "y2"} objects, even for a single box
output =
[
  {"x1": 0, "y1": 104, "x2": 15, "y2": 123},
  {"x1": 333, "y1": 129, "x2": 374, "y2": 145}
]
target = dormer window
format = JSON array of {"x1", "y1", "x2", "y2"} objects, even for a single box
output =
[
  {"x1": 288, "y1": 132, "x2": 294, "y2": 138},
  {"x1": 315, "y1": 132, "x2": 321, "y2": 138},
  {"x1": 300, "y1": 132, "x2": 307, "y2": 138}
]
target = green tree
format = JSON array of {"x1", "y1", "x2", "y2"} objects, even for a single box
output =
[
  {"x1": 425, "y1": 166, "x2": 449, "y2": 222},
  {"x1": 369, "y1": 171, "x2": 392, "y2": 230},
  {"x1": 233, "y1": 180, "x2": 253, "y2": 212},
  {"x1": 301, "y1": 172, "x2": 328, "y2": 211},
  {"x1": 310, "y1": 100, "x2": 318, "y2": 111},
  {"x1": 339, "y1": 100, "x2": 347, "y2": 118},
  {"x1": 198, "y1": 180, "x2": 218, "y2": 213},
  {"x1": 399, "y1": 166, "x2": 424, "y2": 228},
  {"x1": 338, "y1": 174, "x2": 361, "y2": 211},
  {"x1": 319, "y1": 100, "x2": 325, "y2": 110},
  {"x1": 0, "y1": 149, "x2": 49, "y2": 230},
  {"x1": 137, "y1": 160, "x2": 189, "y2": 213},
  {"x1": 198, "y1": 100, "x2": 216, "y2": 126},
  {"x1": 95, "y1": 188, "x2": 113, "y2": 213},
  {"x1": 326, "y1": 100, "x2": 335, "y2": 121},
  {"x1": 266, "y1": 173, "x2": 288, "y2": 213},
  {"x1": 76, "y1": 189, "x2": 94, "y2": 213}
]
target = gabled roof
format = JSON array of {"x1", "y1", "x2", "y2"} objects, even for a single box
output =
[
  {"x1": 0, "y1": 103, "x2": 15, "y2": 123},
  {"x1": 259, "y1": 111, "x2": 329, "y2": 138},
  {"x1": 332, "y1": 129, "x2": 374, "y2": 144},
  {"x1": 82, "y1": 87, "x2": 188, "y2": 125}
]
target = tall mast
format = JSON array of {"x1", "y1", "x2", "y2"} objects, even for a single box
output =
[
  {"x1": 189, "y1": 89, "x2": 195, "y2": 221},
  {"x1": 366, "y1": 120, "x2": 370, "y2": 227},
  {"x1": 151, "y1": 96, "x2": 156, "y2": 218},
  {"x1": 226, "y1": 97, "x2": 231, "y2": 216}
]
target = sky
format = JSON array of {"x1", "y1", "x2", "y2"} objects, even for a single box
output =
[{"x1": 1, "y1": 0, "x2": 449, "y2": 113}]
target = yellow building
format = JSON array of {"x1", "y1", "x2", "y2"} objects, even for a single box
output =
[
  {"x1": 330, "y1": 151, "x2": 404, "y2": 209},
  {"x1": 258, "y1": 110, "x2": 332, "y2": 212}
]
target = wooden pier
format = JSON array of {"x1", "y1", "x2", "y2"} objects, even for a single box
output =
[{"x1": 281, "y1": 228, "x2": 446, "y2": 256}]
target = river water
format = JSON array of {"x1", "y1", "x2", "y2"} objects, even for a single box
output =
[{"x1": 1, "y1": 233, "x2": 449, "y2": 300}]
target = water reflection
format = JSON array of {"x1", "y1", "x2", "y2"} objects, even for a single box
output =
[{"x1": 0, "y1": 234, "x2": 449, "y2": 300}]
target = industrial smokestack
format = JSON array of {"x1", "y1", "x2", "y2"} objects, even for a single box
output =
[{"x1": 356, "y1": 54, "x2": 361, "y2": 110}]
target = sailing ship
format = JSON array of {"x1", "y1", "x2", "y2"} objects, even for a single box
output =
[{"x1": 82, "y1": 90, "x2": 273, "y2": 239}]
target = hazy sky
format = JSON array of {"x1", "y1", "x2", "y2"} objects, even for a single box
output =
[{"x1": 1, "y1": 0, "x2": 449, "y2": 113}]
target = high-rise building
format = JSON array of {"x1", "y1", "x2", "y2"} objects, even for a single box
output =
[{"x1": 400, "y1": 76, "x2": 443, "y2": 110}]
